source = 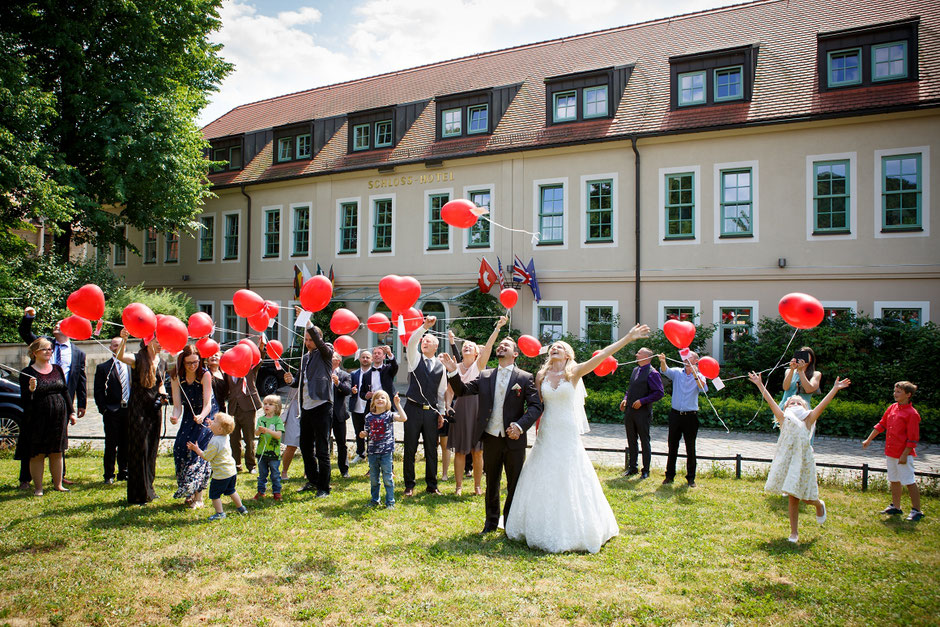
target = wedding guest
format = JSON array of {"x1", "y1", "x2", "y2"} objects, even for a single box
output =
[
  {"x1": 403, "y1": 316, "x2": 447, "y2": 496},
  {"x1": 187, "y1": 412, "x2": 248, "y2": 521},
  {"x1": 370, "y1": 345, "x2": 399, "y2": 396},
  {"x1": 226, "y1": 339, "x2": 262, "y2": 474},
  {"x1": 279, "y1": 371, "x2": 299, "y2": 478},
  {"x1": 93, "y1": 335, "x2": 132, "y2": 484},
  {"x1": 359, "y1": 391, "x2": 408, "y2": 508},
  {"x1": 619, "y1": 347, "x2": 663, "y2": 479},
  {"x1": 169, "y1": 345, "x2": 214, "y2": 508},
  {"x1": 19, "y1": 338, "x2": 74, "y2": 495},
  {"x1": 205, "y1": 352, "x2": 229, "y2": 421},
  {"x1": 750, "y1": 371, "x2": 850, "y2": 544},
  {"x1": 117, "y1": 328, "x2": 166, "y2": 506},
  {"x1": 348, "y1": 349, "x2": 374, "y2": 465},
  {"x1": 780, "y1": 346, "x2": 822, "y2": 408},
  {"x1": 18, "y1": 306, "x2": 87, "y2": 486},
  {"x1": 254, "y1": 394, "x2": 285, "y2": 501},
  {"x1": 331, "y1": 353, "x2": 352, "y2": 478},
  {"x1": 658, "y1": 352, "x2": 706, "y2": 487},
  {"x1": 445, "y1": 316, "x2": 506, "y2": 495},
  {"x1": 863, "y1": 381, "x2": 924, "y2": 522},
  {"x1": 290, "y1": 307, "x2": 335, "y2": 497}
]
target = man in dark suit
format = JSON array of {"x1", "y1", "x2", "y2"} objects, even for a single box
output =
[
  {"x1": 347, "y1": 349, "x2": 374, "y2": 464},
  {"x1": 442, "y1": 336, "x2": 543, "y2": 533},
  {"x1": 370, "y1": 345, "x2": 398, "y2": 396},
  {"x1": 226, "y1": 346, "x2": 262, "y2": 474},
  {"x1": 330, "y1": 352, "x2": 352, "y2": 478},
  {"x1": 94, "y1": 335, "x2": 132, "y2": 483},
  {"x1": 19, "y1": 306, "x2": 87, "y2": 486},
  {"x1": 619, "y1": 347, "x2": 663, "y2": 479}
]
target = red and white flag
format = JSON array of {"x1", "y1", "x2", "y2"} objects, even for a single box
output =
[{"x1": 478, "y1": 257, "x2": 498, "y2": 293}]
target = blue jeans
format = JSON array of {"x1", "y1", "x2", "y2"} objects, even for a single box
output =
[
  {"x1": 257, "y1": 456, "x2": 282, "y2": 494},
  {"x1": 369, "y1": 452, "x2": 394, "y2": 506}
]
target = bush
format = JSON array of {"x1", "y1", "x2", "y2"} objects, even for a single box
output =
[{"x1": 101, "y1": 285, "x2": 195, "y2": 338}]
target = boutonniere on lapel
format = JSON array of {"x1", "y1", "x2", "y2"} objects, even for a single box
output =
[{"x1": 512, "y1": 383, "x2": 522, "y2": 397}]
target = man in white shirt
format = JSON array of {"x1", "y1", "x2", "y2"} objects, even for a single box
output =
[{"x1": 94, "y1": 336, "x2": 132, "y2": 483}]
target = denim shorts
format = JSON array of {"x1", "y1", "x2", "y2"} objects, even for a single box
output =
[{"x1": 209, "y1": 475, "x2": 237, "y2": 500}]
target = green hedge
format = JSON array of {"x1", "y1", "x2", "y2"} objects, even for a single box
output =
[{"x1": 584, "y1": 389, "x2": 939, "y2": 442}]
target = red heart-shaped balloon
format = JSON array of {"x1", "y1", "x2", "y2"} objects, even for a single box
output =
[
  {"x1": 379, "y1": 275, "x2": 421, "y2": 312},
  {"x1": 67, "y1": 284, "x2": 105, "y2": 321},
  {"x1": 663, "y1": 319, "x2": 696, "y2": 349}
]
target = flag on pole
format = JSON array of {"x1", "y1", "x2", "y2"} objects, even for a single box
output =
[
  {"x1": 496, "y1": 256, "x2": 506, "y2": 289},
  {"x1": 512, "y1": 255, "x2": 531, "y2": 285},
  {"x1": 478, "y1": 257, "x2": 498, "y2": 293},
  {"x1": 293, "y1": 265, "x2": 304, "y2": 298},
  {"x1": 328, "y1": 265, "x2": 334, "y2": 285},
  {"x1": 526, "y1": 257, "x2": 541, "y2": 302},
  {"x1": 316, "y1": 263, "x2": 324, "y2": 276}
]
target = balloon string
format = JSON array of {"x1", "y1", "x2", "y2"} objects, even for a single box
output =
[
  {"x1": 744, "y1": 327, "x2": 800, "y2": 425},
  {"x1": 478, "y1": 215, "x2": 542, "y2": 244}
]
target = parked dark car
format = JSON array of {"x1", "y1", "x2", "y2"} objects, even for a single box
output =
[
  {"x1": 256, "y1": 359, "x2": 287, "y2": 397},
  {"x1": 0, "y1": 367, "x2": 23, "y2": 450}
]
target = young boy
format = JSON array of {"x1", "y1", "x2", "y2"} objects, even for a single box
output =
[
  {"x1": 188, "y1": 412, "x2": 248, "y2": 521},
  {"x1": 359, "y1": 391, "x2": 407, "y2": 508},
  {"x1": 254, "y1": 395, "x2": 285, "y2": 501},
  {"x1": 862, "y1": 381, "x2": 923, "y2": 521}
]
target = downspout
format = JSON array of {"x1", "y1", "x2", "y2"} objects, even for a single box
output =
[
  {"x1": 240, "y1": 184, "x2": 251, "y2": 289},
  {"x1": 631, "y1": 136, "x2": 641, "y2": 325}
]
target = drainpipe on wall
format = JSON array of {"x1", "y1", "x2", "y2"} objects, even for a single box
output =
[
  {"x1": 240, "y1": 184, "x2": 252, "y2": 289},
  {"x1": 631, "y1": 136, "x2": 641, "y2": 325}
]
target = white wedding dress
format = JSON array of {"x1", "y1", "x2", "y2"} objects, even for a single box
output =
[{"x1": 505, "y1": 378, "x2": 619, "y2": 553}]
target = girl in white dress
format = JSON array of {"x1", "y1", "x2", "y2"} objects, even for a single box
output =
[
  {"x1": 506, "y1": 324, "x2": 650, "y2": 553},
  {"x1": 749, "y1": 372, "x2": 851, "y2": 544}
]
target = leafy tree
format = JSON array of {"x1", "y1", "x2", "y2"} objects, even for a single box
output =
[
  {"x1": 0, "y1": 0, "x2": 232, "y2": 261},
  {"x1": 452, "y1": 289, "x2": 506, "y2": 347}
]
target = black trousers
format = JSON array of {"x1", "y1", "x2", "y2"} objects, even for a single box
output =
[
  {"x1": 299, "y1": 402, "x2": 333, "y2": 492},
  {"x1": 481, "y1": 433, "x2": 526, "y2": 530},
  {"x1": 624, "y1": 408, "x2": 652, "y2": 473},
  {"x1": 351, "y1": 411, "x2": 367, "y2": 457},
  {"x1": 103, "y1": 408, "x2": 129, "y2": 480},
  {"x1": 664, "y1": 409, "x2": 699, "y2": 482},
  {"x1": 403, "y1": 401, "x2": 439, "y2": 492},
  {"x1": 331, "y1": 414, "x2": 348, "y2": 475}
]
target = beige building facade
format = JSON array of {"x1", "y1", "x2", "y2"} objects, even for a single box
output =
[{"x1": 108, "y1": 0, "x2": 940, "y2": 361}]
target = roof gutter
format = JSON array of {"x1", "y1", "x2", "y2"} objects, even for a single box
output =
[
  {"x1": 631, "y1": 136, "x2": 641, "y2": 325},
  {"x1": 240, "y1": 184, "x2": 251, "y2": 289}
]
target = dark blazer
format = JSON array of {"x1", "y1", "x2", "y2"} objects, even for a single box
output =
[
  {"x1": 375, "y1": 354, "x2": 398, "y2": 395},
  {"x1": 226, "y1": 364, "x2": 261, "y2": 413},
  {"x1": 94, "y1": 357, "x2": 132, "y2": 414},
  {"x1": 448, "y1": 365, "x2": 543, "y2": 450},
  {"x1": 348, "y1": 367, "x2": 371, "y2": 414},
  {"x1": 289, "y1": 330, "x2": 334, "y2": 403},
  {"x1": 19, "y1": 315, "x2": 87, "y2": 410},
  {"x1": 332, "y1": 368, "x2": 352, "y2": 422}
]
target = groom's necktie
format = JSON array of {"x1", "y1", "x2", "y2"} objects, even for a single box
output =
[{"x1": 487, "y1": 367, "x2": 511, "y2": 437}]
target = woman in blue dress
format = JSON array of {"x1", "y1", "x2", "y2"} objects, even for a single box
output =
[{"x1": 170, "y1": 344, "x2": 215, "y2": 508}]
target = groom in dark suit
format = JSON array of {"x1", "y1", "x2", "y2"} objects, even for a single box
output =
[
  {"x1": 442, "y1": 337, "x2": 542, "y2": 533},
  {"x1": 94, "y1": 335, "x2": 133, "y2": 483}
]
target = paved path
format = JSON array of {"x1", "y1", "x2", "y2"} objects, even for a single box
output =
[{"x1": 67, "y1": 395, "x2": 937, "y2": 478}]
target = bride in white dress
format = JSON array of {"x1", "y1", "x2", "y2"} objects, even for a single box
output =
[{"x1": 506, "y1": 324, "x2": 650, "y2": 553}]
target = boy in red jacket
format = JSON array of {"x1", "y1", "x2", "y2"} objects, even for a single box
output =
[{"x1": 863, "y1": 381, "x2": 923, "y2": 521}]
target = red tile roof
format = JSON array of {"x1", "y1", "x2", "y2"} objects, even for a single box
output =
[{"x1": 204, "y1": 0, "x2": 939, "y2": 186}]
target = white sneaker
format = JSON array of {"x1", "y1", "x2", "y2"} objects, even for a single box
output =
[
  {"x1": 350, "y1": 455, "x2": 364, "y2": 465},
  {"x1": 787, "y1": 535, "x2": 799, "y2": 544}
]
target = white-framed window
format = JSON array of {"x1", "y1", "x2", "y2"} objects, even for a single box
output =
[
  {"x1": 806, "y1": 152, "x2": 857, "y2": 241},
  {"x1": 658, "y1": 165, "x2": 700, "y2": 245},
  {"x1": 580, "y1": 173, "x2": 618, "y2": 248},
  {"x1": 874, "y1": 301, "x2": 929, "y2": 327},
  {"x1": 261, "y1": 206, "x2": 282, "y2": 261},
  {"x1": 221, "y1": 301, "x2": 237, "y2": 346},
  {"x1": 533, "y1": 177, "x2": 568, "y2": 249},
  {"x1": 196, "y1": 301, "x2": 215, "y2": 337},
  {"x1": 417, "y1": 300, "x2": 450, "y2": 353},
  {"x1": 222, "y1": 210, "x2": 240, "y2": 262},
  {"x1": 713, "y1": 300, "x2": 758, "y2": 363},
  {"x1": 334, "y1": 197, "x2": 360, "y2": 257},
  {"x1": 197, "y1": 214, "x2": 216, "y2": 263},
  {"x1": 657, "y1": 300, "x2": 702, "y2": 329},
  {"x1": 143, "y1": 228, "x2": 158, "y2": 265},
  {"x1": 290, "y1": 202, "x2": 312, "y2": 258},
  {"x1": 820, "y1": 300, "x2": 857, "y2": 323},
  {"x1": 368, "y1": 193, "x2": 396, "y2": 257},
  {"x1": 874, "y1": 146, "x2": 929, "y2": 238},
  {"x1": 424, "y1": 188, "x2": 453, "y2": 254},
  {"x1": 580, "y1": 300, "x2": 619, "y2": 350},
  {"x1": 713, "y1": 160, "x2": 758, "y2": 243},
  {"x1": 533, "y1": 300, "x2": 567, "y2": 342},
  {"x1": 462, "y1": 184, "x2": 494, "y2": 252}
]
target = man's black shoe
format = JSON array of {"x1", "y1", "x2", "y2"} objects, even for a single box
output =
[
  {"x1": 624, "y1": 469, "x2": 639, "y2": 477},
  {"x1": 315, "y1": 490, "x2": 329, "y2": 498},
  {"x1": 662, "y1": 478, "x2": 674, "y2": 485},
  {"x1": 640, "y1": 471, "x2": 650, "y2": 479},
  {"x1": 480, "y1": 525, "x2": 498, "y2": 534},
  {"x1": 299, "y1": 483, "x2": 316, "y2": 492},
  {"x1": 687, "y1": 481, "x2": 697, "y2": 488}
]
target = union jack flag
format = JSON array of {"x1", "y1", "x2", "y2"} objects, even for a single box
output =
[{"x1": 512, "y1": 256, "x2": 531, "y2": 285}]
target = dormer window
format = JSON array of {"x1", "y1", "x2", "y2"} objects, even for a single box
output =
[
  {"x1": 435, "y1": 90, "x2": 493, "y2": 140},
  {"x1": 467, "y1": 104, "x2": 488, "y2": 134},
  {"x1": 353, "y1": 124, "x2": 370, "y2": 150},
  {"x1": 818, "y1": 18, "x2": 918, "y2": 90},
  {"x1": 375, "y1": 120, "x2": 393, "y2": 147},
  {"x1": 670, "y1": 45, "x2": 757, "y2": 109},
  {"x1": 442, "y1": 108, "x2": 462, "y2": 137},
  {"x1": 544, "y1": 66, "x2": 629, "y2": 126},
  {"x1": 273, "y1": 122, "x2": 313, "y2": 163},
  {"x1": 347, "y1": 106, "x2": 396, "y2": 152},
  {"x1": 209, "y1": 137, "x2": 243, "y2": 172}
]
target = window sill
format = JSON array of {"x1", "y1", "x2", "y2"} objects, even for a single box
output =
[
  {"x1": 426, "y1": 247, "x2": 450, "y2": 252},
  {"x1": 811, "y1": 229, "x2": 851, "y2": 236},
  {"x1": 337, "y1": 250, "x2": 357, "y2": 256},
  {"x1": 143, "y1": 261, "x2": 156, "y2": 265},
  {"x1": 881, "y1": 226, "x2": 923, "y2": 233},
  {"x1": 198, "y1": 258, "x2": 213, "y2": 263},
  {"x1": 537, "y1": 241, "x2": 564, "y2": 246},
  {"x1": 222, "y1": 257, "x2": 238, "y2": 261},
  {"x1": 466, "y1": 243, "x2": 491, "y2": 249},
  {"x1": 164, "y1": 260, "x2": 179, "y2": 264},
  {"x1": 262, "y1": 254, "x2": 279, "y2": 259},
  {"x1": 290, "y1": 252, "x2": 310, "y2": 258},
  {"x1": 371, "y1": 249, "x2": 392, "y2": 254},
  {"x1": 718, "y1": 233, "x2": 753, "y2": 239},
  {"x1": 663, "y1": 236, "x2": 695, "y2": 241},
  {"x1": 584, "y1": 239, "x2": 614, "y2": 244}
]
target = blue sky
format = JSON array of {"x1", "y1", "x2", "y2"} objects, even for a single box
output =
[{"x1": 200, "y1": 0, "x2": 740, "y2": 127}]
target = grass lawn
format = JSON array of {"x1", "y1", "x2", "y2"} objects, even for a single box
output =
[{"x1": 0, "y1": 453, "x2": 936, "y2": 626}]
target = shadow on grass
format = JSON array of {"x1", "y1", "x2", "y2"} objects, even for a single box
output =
[
  {"x1": 425, "y1": 530, "x2": 550, "y2": 561},
  {"x1": 757, "y1": 537, "x2": 818, "y2": 555},
  {"x1": 881, "y1": 517, "x2": 923, "y2": 534}
]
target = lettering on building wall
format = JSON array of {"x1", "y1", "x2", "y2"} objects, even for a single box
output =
[{"x1": 367, "y1": 171, "x2": 455, "y2": 189}]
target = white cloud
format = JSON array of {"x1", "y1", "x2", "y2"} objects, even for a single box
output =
[{"x1": 200, "y1": 0, "x2": 733, "y2": 127}]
